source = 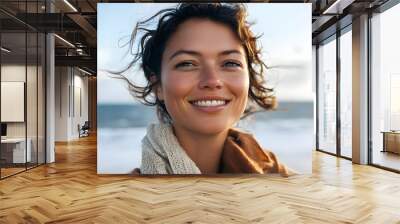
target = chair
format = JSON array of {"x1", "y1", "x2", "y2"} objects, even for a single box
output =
[{"x1": 79, "y1": 121, "x2": 90, "y2": 138}]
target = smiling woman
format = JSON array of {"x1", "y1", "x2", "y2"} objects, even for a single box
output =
[{"x1": 112, "y1": 3, "x2": 293, "y2": 176}]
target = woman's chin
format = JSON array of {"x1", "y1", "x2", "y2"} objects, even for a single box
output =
[
  {"x1": 189, "y1": 122, "x2": 233, "y2": 136},
  {"x1": 172, "y1": 116, "x2": 239, "y2": 136}
]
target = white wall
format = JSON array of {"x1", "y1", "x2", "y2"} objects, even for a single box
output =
[
  {"x1": 1, "y1": 63, "x2": 46, "y2": 164},
  {"x1": 55, "y1": 66, "x2": 70, "y2": 141},
  {"x1": 1, "y1": 65, "x2": 38, "y2": 138},
  {"x1": 72, "y1": 73, "x2": 89, "y2": 137},
  {"x1": 55, "y1": 67, "x2": 89, "y2": 141}
]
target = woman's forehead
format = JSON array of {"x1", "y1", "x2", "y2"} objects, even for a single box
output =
[{"x1": 163, "y1": 19, "x2": 245, "y2": 58}]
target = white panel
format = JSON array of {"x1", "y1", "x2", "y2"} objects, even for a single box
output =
[
  {"x1": 1, "y1": 82, "x2": 25, "y2": 122},
  {"x1": 74, "y1": 86, "x2": 82, "y2": 137}
]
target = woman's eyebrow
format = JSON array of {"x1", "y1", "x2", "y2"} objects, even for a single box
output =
[
  {"x1": 169, "y1": 50, "x2": 200, "y2": 61},
  {"x1": 219, "y1": 50, "x2": 243, "y2": 56},
  {"x1": 168, "y1": 49, "x2": 244, "y2": 61}
]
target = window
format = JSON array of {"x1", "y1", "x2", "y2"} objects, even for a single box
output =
[
  {"x1": 371, "y1": 3, "x2": 400, "y2": 171},
  {"x1": 317, "y1": 36, "x2": 337, "y2": 154},
  {"x1": 339, "y1": 28, "x2": 352, "y2": 158}
]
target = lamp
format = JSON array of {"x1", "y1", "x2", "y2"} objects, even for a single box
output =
[
  {"x1": 54, "y1": 34, "x2": 75, "y2": 48},
  {"x1": 78, "y1": 67, "x2": 93, "y2": 76},
  {"x1": 1, "y1": 47, "x2": 11, "y2": 53},
  {"x1": 63, "y1": 0, "x2": 78, "y2": 12}
]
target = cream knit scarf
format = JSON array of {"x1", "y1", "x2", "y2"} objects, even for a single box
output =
[{"x1": 140, "y1": 122, "x2": 202, "y2": 174}]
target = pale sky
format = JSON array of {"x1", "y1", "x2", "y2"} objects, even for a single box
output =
[{"x1": 97, "y1": 3, "x2": 312, "y2": 104}]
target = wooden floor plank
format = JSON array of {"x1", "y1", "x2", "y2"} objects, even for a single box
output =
[{"x1": 0, "y1": 134, "x2": 399, "y2": 223}]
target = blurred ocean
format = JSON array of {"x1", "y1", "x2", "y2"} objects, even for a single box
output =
[{"x1": 97, "y1": 101, "x2": 314, "y2": 174}]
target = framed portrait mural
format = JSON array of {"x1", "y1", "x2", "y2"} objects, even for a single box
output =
[{"x1": 97, "y1": 3, "x2": 313, "y2": 175}]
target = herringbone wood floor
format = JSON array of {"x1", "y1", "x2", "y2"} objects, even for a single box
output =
[{"x1": 1, "y1": 134, "x2": 400, "y2": 223}]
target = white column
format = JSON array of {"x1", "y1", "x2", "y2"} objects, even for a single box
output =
[
  {"x1": 46, "y1": 33, "x2": 55, "y2": 163},
  {"x1": 312, "y1": 45, "x2": 317, "y2": 150},
  {"x1": 45, "y1": 0, "x2": 55, "y2": 163},
  {"x1": 352, "y1": 14, "x2": 369, "y2": 164}
]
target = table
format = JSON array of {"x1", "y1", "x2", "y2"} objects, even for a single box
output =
[
  {"x1": 1, "y1": 138, "x2": 31, "y2": 163},
  {"x1": 381, "y1": 131, "x2": 400, "y2": 154}
]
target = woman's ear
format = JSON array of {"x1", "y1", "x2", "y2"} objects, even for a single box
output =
[
  {"x1": 150, "y1": 74, "x2": 164, "y2": 101},
  {"x1": 156, "y1": 85, "x2": 164, "y2": 101}
]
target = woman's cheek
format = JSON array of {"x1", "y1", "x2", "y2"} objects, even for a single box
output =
[
  {"x1": 162, "y1": 72, "x2": 194, "y2": 101},
  {"x1": 229, "y1": 74, "x2": 249, "y2": 116},
  {"x1": 227, "y1": 74, "x2": 249, "y2": 97}
]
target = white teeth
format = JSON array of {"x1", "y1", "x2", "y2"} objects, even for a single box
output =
[{"x1": 192, "y1": 100, "x2": 226, "y2": 107}]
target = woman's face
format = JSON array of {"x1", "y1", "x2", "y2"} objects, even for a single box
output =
[{"x1": 159, "y1": 18, "x2": 249, "y2": 135}]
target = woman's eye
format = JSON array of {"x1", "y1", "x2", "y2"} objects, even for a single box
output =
[
  {"x1": 223, "y1": 61, "x2": 242, "y2": 68},
  {"x1": 175, "y1": 61, "x2": 195, "y2": 69}
]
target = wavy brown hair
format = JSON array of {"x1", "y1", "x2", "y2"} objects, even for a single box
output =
[{"x1": 111, "y1": 3, "x2": 276, "y2": 123}]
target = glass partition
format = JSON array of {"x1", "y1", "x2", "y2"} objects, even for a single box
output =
[
  {"x1": 1, "y1": 30, "x2": 28, "y2": 177},
  {"x1": 0, "y1": 1, "x2": 46, "y2": 179}
]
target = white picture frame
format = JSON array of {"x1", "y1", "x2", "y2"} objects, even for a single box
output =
[{"x1": 1, "y1": 81, "x2": 25, "y2": 122}]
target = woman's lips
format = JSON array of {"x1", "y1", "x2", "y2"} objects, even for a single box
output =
[{"x1": 189, "y1": 99, "x2": 231, "y2": 113}]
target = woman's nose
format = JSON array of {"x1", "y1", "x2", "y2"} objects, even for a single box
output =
[{"x1": 198, "y1": 65, "x2": 223, "y2": 90}]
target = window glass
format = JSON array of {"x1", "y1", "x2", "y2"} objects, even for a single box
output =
[
  {"x1": 339, "y1": 29, "x2": 352, "y2": 158},
  {"x1": 371, "y1": 3, "x2": 400, "y2": 171},
  {"x1": 318, "y1": 37, "x2": 337, "y2": 154}
]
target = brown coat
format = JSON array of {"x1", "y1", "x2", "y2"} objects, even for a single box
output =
[
  {"x1": 220, "y1": 129, "x2": 292, "y2": 177},
  {"x1": 135, "y1": 127, "x2": 293, "y2": 177}
]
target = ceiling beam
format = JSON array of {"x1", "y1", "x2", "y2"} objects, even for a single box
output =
[
  {"x1": 322, "y1": 0, "x2": 356, "y2": 14},
  {"x1": 55, "y1": 55, "x2": 96, "y2": 70},
  {"x1": 67, "y1": 13, "x2": 97, "y2": 46}
]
